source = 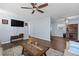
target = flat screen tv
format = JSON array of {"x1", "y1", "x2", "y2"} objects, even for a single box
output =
[{"x1": 11, "y1": 19, "x2": 24, "y2": 27}]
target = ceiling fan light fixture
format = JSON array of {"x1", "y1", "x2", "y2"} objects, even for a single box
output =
[{"x1": 21, "y1": 3, "x2": 48, "y2": 14}]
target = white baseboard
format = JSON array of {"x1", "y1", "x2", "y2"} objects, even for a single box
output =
[
  {"x1": 1, "y1": 41, "x2": 10, "y2": 44},
  {"x1": 30, "y1": 35, "x2": 50, "y2": 41}
]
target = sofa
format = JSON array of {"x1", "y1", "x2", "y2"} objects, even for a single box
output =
[
  {"x1": 64, "y1": 41, "x2": 79, "y2": 56},
  {"x1": 0, "y1": 46, "x2": 3, "y2": 56},
  {"x1": 0, "y1": 45, "x2": 23, "y2": 56},
  {"x1": 46, "y1": 48, "x2": 64, "y2": 56}
]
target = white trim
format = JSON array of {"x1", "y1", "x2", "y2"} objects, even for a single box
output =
[
  {"x1": 1, "y1": 41, "x2": 10, "y2": 44},
  {"x1": 30, "y1": 35, "x2": 50, "y2": 41}
]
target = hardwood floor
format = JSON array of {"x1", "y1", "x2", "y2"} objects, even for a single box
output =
[
  {"x1": 50, "y1": 36, "x2": 66, "y2": 53},
  {"x1": 2, "y1": 36, "x2": 67, "y2": 56},
  {"x1": 28, "y1": 36, "x2": 67, "y2": 54},
  {"x1": 29, "y1": 36, "x2": 50, "y2": 48}
]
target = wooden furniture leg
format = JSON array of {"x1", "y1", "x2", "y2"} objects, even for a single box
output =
[
  {"x1": 43, "y1": 53, "x2": 47, "y2": 56},
  {"x1": 22, "y1": 48, "x2": 24, "y2": 55}
]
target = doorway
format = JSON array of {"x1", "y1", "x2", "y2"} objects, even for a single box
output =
[{"x1": 66, "y1": 24, "x2": 78, "y2": 41}]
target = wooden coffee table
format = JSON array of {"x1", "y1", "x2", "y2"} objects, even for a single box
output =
[{"x1": 18, "y1": 40, "x2": 49, "y2": 56}]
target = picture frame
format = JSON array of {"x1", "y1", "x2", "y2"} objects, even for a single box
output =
[
  {"x1": 2, "y1": 19, "x2": 8, "y2": 24},
  {"x1": 25, "y1": 23, "x2": 28, "y2": 26}
]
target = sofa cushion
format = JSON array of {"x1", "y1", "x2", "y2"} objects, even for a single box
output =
[
  {"x1": 3, "y1": 48, "x2": 14, "y2": 56},
  {"x1": 0, "y1": 47, "x2": 3, "y2": 56},
  {"x1": 13, "y1": 46, "x2": 23, "y2": 56},
  {"x1": 3, "y1": 46, "x2": 23, "y2": 56},
  {"x1": 46, "y1": 48, "x2": 64, "y2": 56}
]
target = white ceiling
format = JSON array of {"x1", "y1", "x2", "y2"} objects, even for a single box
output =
[
  {"x1": 0, "y1": 3, "x2": 79, "y2": 19},
  {"x1": 48, "y1": 3, "x2": 79, "y2": 19},
  {"x1": 0, "y1": 3, "x2": 33, "y2": 16}
]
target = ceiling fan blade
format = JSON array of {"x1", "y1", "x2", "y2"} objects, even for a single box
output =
[
  {"x1": 32, "y1": 10, "x2": 35, "y2": 14},
  {"x1": 37, "y1": 9, "x2": 44, "y2": 13},
  {"x1": 31, "y1": 3, "x2": 36, "y2": 8},
  {"x1": 21, "y1": 7, "x2": 32, "y2": 9},
  {"x1": 38, "y1": 3, "x2": 48, "y2": 9}
]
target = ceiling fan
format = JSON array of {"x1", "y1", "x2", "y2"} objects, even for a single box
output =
[{"x1": 21, "y1": 3, "x2": 48, "y2": 14}]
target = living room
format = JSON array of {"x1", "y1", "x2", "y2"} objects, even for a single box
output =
[
  {"x1": 0, "y1": 3, "x2": 50, "y2": 56},
  {"x1": 0, "y1": 3, "x2": 79, "y2": 56}
]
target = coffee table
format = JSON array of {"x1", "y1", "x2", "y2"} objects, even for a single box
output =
[{"x1": 18, "y1": 40, "x2": 49, "y2": 56}]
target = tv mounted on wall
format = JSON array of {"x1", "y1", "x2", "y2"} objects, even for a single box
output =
[{"x1": 11, "y1": 19, "x2": 24, "y2": 27}]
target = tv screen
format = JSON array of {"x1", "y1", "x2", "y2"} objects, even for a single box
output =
[{"x1": 11, "y1": 19, "x2": 24, "y2": 27}]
